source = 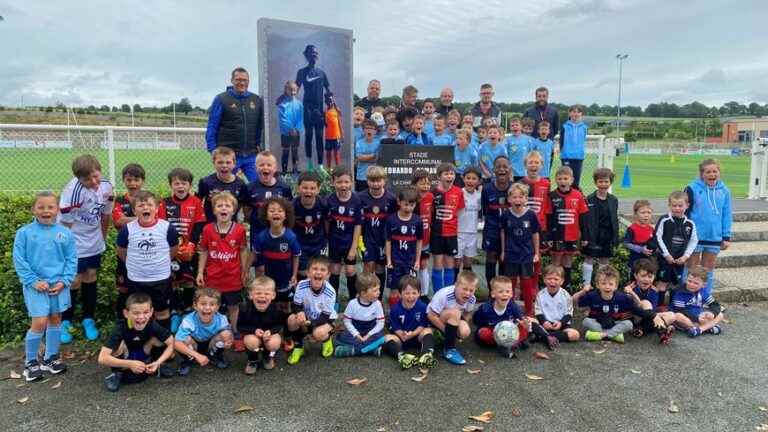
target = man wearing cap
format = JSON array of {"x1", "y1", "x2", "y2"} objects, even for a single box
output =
[
  {"x1": 296, "y1": 44, "x2": 332, "y2": 168},
  {"x1": 205, "y1": 67, "x2": 264, "y2": 181}
]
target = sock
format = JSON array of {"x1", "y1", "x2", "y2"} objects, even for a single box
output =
[
  {"x1": 376, "y1": 272, "x2": 386, "y2": 298},
  {"x1": 432, "y1": 268, "x2": 444, "y2": 292},
  {"x1": 81, "y1": 281, "x2": 98, "y2": 318},
  {"x1": 44, "y1": 325, "x2": 62, "y2": 361},
  {"x1": 157, "y1": 318, "x2": 171, "y2": 331},
  {"x1": 582, "y1": 261, "x2": 594, "y2": 286},
  {"x1": 657, "y1": 290, "x2": 666, "y2": 306},
  {"x1": 485, "y1": 262, "x2": 497, "y2": 292},
  {"x1": 705, "y1": 271, "x2": 714, "y2": 298},
  {"x1": 444, "y1": 267, "x2": 455, "y2": 288},
  {"x1": 421, "y1": 333, "x2": 435, "y2": 353},
  {"x1": 292, "y1": 330, "x2": 305, "y2": 347},
  {"x1": 62, "y1": 301, "x2": 74, "y2": 322},
  {"x1": 246, "y1": 349, "x2": 260, "y2": 362},
  {"x1": 444, "y1": 323, "x2": 458, "y2": 350},
  {"x1": 346, "y1": 274, "x2": 358, "y2": 300},
  {"x1": 329, "y1": 274, "x2": 341, "y2": 294},
  {"x1": 419, "y1": 269, "x2": 430, "y2": 296},
  {"x1": 25, "y1": 329, "x2": 43, "y2": 364},
  {"x1": 383, "y1": 340, "x2": 400, "y2": 358},
  {"x1": 531, "y1": 322, "x2": 549, "y2": 341},
  {"x1": 520, "y1": 277, "x2": 537, "y2": 317},
  {"x1": 281, "y1": 148, "x2": 289, "y2": 173},
  {"x1": 334, "y1": 151, "x2": 341, "y2": 167},
  {"x1": 563, "y1": 268, "x2": 572, "y2": 292}
]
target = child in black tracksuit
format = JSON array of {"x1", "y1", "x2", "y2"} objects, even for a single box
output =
[
  {"x1": 581, "y1": 168, "x2": 619, "y2": 289},
  {"x1": 654, "y1": 191, "x2": 698, "y2": 306}
]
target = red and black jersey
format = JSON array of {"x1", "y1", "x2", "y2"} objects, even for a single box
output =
[
  {"x1": 199, "y1": 222, "x2": 247, "y2": 293},
  {"x1": 547, "y1": 188, "x2": 588, "y2": 242},
  {"x1": 112, "y1": 193, "x2": 135, "y2": 228},
  {"x1": 159, "y1": 194, "x2": 206, "y2": 243},
  {"x1": 415, "y1": 192, "x2": 433, "y2": 249},
  {"x1": 431, "y1": 185, "x2": 465, "y2": 237},
  {"x1": 519, "y1": 176, "x2": 551, "y2": 231}
]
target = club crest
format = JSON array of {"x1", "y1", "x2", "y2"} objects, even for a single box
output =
[{"x1": 280, "y1": 243, "x2": 288, "y2": 252}]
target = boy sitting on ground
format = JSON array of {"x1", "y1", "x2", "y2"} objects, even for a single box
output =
[
  {"x1": 382, "y1": 276, "x2": 436, "y2": 369},
  {"x1": 671, "y1": 265, "x2": 724, "y2": 338},
  {"x1": 472, "y1": 276, "x2": 531, "y2": 358},
  {"x1": 427, "y1": 270, "x2": 479, "y2": 365}
]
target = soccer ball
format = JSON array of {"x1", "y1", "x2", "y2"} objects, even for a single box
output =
[{"x1": 493, "y1": 320, "x2": 520, "y2": 348}]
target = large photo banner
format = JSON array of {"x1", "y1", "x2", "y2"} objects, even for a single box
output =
[
  {"x1": 257, "y1": 18, "x2": 353, "y2": 172},
  {"x1": 378, "y1": 144, "x2": 453, "y2": 189}
]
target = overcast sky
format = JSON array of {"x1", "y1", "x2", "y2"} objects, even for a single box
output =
[{"x1": 1, "y1": 0, "x2": 767, "y2": 109}]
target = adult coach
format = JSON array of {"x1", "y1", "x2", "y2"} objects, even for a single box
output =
[
  {"x1": 436, "y1": 87, "x2": 455, "y2": 116},
  {"x1": 357, "y1": 79, "x2": 383, "y2": 118},
  {"x1": 296, "y1": 44, "x2": 332, "y2": 168},
  {"x1": 471, "y1": 83, "x2": 502, "y2": 127},
  {"x1": 523, "y1": 86, "x2": 559, "y2": 140},
  {"x1": 205, "y1": 67, "x2": 264, "y2": 182}
]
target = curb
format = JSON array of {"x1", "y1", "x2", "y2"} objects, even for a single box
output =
[{"x1": 714, "y1": 286, "x2": 768, "y2": 304}]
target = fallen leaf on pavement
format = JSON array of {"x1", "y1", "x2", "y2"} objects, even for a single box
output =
[
  {"x1": 51, "y1": 381, "x2": 62, "y2": 389},
  {"x1": 234, "y1": 405, "x2": 254, "y2": 413},
  {"x1": 9, "y1": 370, "x2": 21, "y2": 379},
  {"x1": 478, "y1": 360, "x2": 486, "y2": 364},
  {"x1": 346, "y1": 377, "x2": 367, "y2": 386},
  {"x1": 467, "y1": 369, "x2": 481, "y2": 375},
  {"x1": 411, "y1": 373, "x2": 428, "y2": 383},
  {"x1": 63, "y1": 352, "x2": 76, "y2": 360},
  {"x1": 468, "y1": 411, "x2": 494, "y2": 423},
  {"x1": 533, "y1": 352, "x2": 550, "y2": 360},
  {"x1": 593, "y1": 348, "x2": 607, "y2": 355},
  {"x1": 668, "y1": 401, "x2": 680, "y2": 413},
  {"x1": 39, "y1": 378, "x2": 50, "y2": 384},
  {"x1": 756, "y1": 424, "x2": 768, "y2": 432},
  {"x1": 376, "y1": 428, "x2": 386, "y2": 432},
  {"x1": 462, "y1": 426, "x2": 484, "y2": 432},
  {"x1": 630, "y1": 369, "x2": 642, "y2": 374},
  {"x1": 17, "y1": 397, "x2": 29, "y2": 404},
  {"x1": 525, "y1": 373, "x2": 544, "y2": 381},
  {"x1": 759, "y1": 406, "x2": 768, "y2": 412},
  {"x1": 419, "y1": 368, "x2": 429, "y2": 375},
  {"x1": 16, "y1": 383, "x2": 25, "y2": 388},
  {"x1": 511, "y1": 408, "x2": 522, "y2": 417}
]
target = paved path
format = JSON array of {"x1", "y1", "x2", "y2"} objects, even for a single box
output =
[{"x1": 1, "y1": 303, "x2": 767, "y2": 432}]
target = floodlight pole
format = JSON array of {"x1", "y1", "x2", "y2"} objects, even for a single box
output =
[{"x1": 616, "y1": 54, "x2": 629, "y2": 162}]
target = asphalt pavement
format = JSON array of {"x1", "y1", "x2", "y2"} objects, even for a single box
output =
[{"x1": 1, "y1": 302, "x2": 767, "y2": 432}]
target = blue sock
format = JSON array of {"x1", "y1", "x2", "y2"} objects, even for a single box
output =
[
  {"x1": 432, "y1": 268, "x2": 444, "y2": 292},
  {"x1": 45, "y1": 324, "x2": 62, "y2": 361},
  {"x1": 25, "y1": 329, "x2": 43, "y2": 364},
  {"x1": 703, "y1": 271, "x2": 714, "y2": 298},
  {"x1": 444, "y1": 267, "x2": 456, "y2": 287}
]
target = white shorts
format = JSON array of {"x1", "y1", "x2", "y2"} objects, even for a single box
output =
[{"x1": 456, "y1": 232, "x2": 478, "y2": 259}]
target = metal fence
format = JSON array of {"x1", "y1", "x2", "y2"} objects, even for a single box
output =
[{"x1": 0, "y1": 124, "x2": 612, "y2": 195}]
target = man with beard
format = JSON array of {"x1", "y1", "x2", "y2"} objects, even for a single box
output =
[
  {"x1": 471, "y1": 83, "x2": 502, "y2": 128},
  {"x1": 523, "y1": 86, "x2": 560, "y2": 141}
]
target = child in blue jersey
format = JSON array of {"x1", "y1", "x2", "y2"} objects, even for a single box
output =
[
  {"x1": 427, "y1": 270, "x2": 478, "y2": 365},
  {"x1": 14, "y1": 191, "x2": 77, "y2": 381},
  {"x1": 684, "y1": 159, "x2": 733, "y2": 299},
  {"x1": 334, "y1": 272, "x2": 386, "y2": 357},
  {"x1": 251, "y1": 197, "x2": 301, "y2": 311},
  {"x1": 326, "y1": 165, "x2": 363, "y2": 299},
  {"x1": 505, "y1": 117, "x2": 531, "y2": 181},
  {"x1": 286, "y1": 256, "x2": 337, "y2": 364},
  {"x1": 277, "y1": 80, "x2": 304, "y2": 174},
  {"x1": 521, "y1": 117, "x2": 535, "y2": 139},
  {"x1": 481, "y1": 156, "x2": 511, "y2": 290},
  {"x1": 197, "y1": 147, "x2": 247, "y2": 223},
  {"x1": 623, "y1": 259, "x2": 677, "y2": 344},
  {"x1": 473, "y1": 276, "x2": 531, "y2": 358},
  {"x1": 98, "y1": 293, "x2": 175, "y2": 392},
  {"x1": 293, "y1": 172, "x2": 328, "y2": 276},
  {"x1": 432, "y1": 114, "x2": 454, "y2": 146},
  {"x1": 383, "y1": 276, "x2": 436, "y2": 369},
  {"x1": 454, "y1": 129, "x2": 479, "y2": 181},
  {"x1": 478, "y1": 125, "x2": 508, "y2": 181},
  {"x1": 353, "y1": 106, "x2": 365, "y2": 143},
  {"x1": 355, "y1": 119, "x2": 381, "y2": 192},
  {"x1": 385, "y1": 187, "x2": 423, "y2": 298},
  {"x1": 422, "y1": 99, "x2": 436, "y2": 137},
  {"x1": 244, "y1": 151, "x2": 294, "y2": 244},
  {"x1": 175, "y1": 288, "x2": 234, "y2": 375},
  {"x1": 559, "y1": 105, "x2": 588, "y2": 187},
  {"x1": 361, "y1": 166, "x2": 398, "y2": 294},
  {"x1": 446, "y1": 109, "x2": 461, "y2": 138},
  {"x1": 405, "y1": 114, "x2": 433, "y2": 145},
  {"x1": 529, "y1": 121, "x2": 555, "y2": 179},
  {"x1": 671, "y1": 265, "x2": 724, "y2": 337}
]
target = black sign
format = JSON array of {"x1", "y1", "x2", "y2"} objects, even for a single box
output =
[{"x1": 377, "y1": 144, "x2": 453, "y2": 189}]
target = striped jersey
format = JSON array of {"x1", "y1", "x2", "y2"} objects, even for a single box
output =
[
  {"x1": 293, "y1": 279, "x2": 338, "y2": 321},
  {"x1": 59, "y1": 177, "x2": 114, "y2": 258}
]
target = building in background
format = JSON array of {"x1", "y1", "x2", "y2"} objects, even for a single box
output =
[{"x1": 722, "y1": 117, "x2": 768, "y2": 144}]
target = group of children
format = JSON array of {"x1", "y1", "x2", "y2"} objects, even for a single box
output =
[{"x1": 13, "y1": 111, "x2": 732, "y2": 389}]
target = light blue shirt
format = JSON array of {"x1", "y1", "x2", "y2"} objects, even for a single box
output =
[
  {"x1": 432, "y1": 132, "x2": 455, "y2": 146},
  {"x1": 355, "y1": 137, "x2": 381, "y2": 179},
  {"x1": 528, "y1": 138, "x2": 554, "y2": 178},
  {"x1": 454, "y1": 144, "x2": 479, "y2": 175},
  {"x1": 478, "y1": 141, "x2": 508, "y2": 179},
  {"x1": 13, "y1": 220, "x2": 77, "y2": 289},
  {"x1": 176, "y1": 311, "x2": 231, "y2": 342},
  {"x1": 505, "y1": 133, "x2": 532, "y2": 178}
]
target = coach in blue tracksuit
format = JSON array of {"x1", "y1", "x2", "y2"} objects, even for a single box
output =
[{"x1": 205, "y1": 67, "x2": 264, "y2": 182}]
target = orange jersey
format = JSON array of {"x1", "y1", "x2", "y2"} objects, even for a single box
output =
[{"x1": 324, "y1": 107, "x2": 342, "y2": 140}]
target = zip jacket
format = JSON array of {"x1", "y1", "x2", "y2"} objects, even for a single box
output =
[
  {"x1": 685, "y1": 178, "x2": 732, "y2": 244},
  {"x1": 559, "y1": 120, "x2": 588, "y2": 160},
  {"x1": 276, "y1": 94, "x2": 304, "y2": 135}
]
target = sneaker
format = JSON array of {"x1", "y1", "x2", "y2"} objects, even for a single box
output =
[
  {"x1": 398, "y1": 353, "x2": 417, "y2": 369},
  {"x1": 687, "y1": 326, "x2": 702, "y2": 338},
  {"x1": 443, "y1": 348, "x2": 466, "y2": 365},
  {"x1": 170, "y1": 314, "x2": 182, "y2": 333},
  {"x1": 287, "y1": 347, "x2": 304, "y2": 365},
  {"x1": 705, "y1": 325, "x2": 722, "y2": 336},
  {"x1": 333, "y1": 345, "x2": 355, "y2": 358},
  {"x1": 23, "y1": 360, "x2": 44, "y2": 382},
  {"x1": 659, "y1": 326, "x2": 675, "y2": 345},
  {"x1": 281, "y1": 338, "x2": 295, "y2": 353},
  {"x1": 418, "y1": 351, "x2": 437, "y2": 369},
  {"x1": 632, "y1": 328, "x2": 645, "y2": 338},
  {"x1": 210, "y1": 349, "x2": 229, "y2": 369},
  {"x1": 40, "y1": 355, "x2": 67, "y2": 374},
  {"x1": 610, "y1": 333, "x2": 625, "y2": 344},
  {"x1": 546, "y1": 335, "x2": 560, "y2": 350},
  {"x1": 178, "y1": 359, "x2": 194, "y2": 376},
  {"x1": 60, "y1": 320, "x2": 73, "y2": 344},
  {"x1": 585, "y1": 330, "x2": 603, "y2": 342},
  {"x1": 321, "y1": 339, "x2": 334, "y2": 358},
  {"x1": 82, "y1": 318, "x2": 99, "y2": 341},
  {"x1": 263, "y1": 356, "x2": 276, "y2": 370},
  {"x1": 373, "y1": 346, "x2": 382, "y2": 357},
  {"x1": 104, "y1": 372, "x2": 122, "y2": 392},
  {"x1": 244, "y1": 361, "x2": 258, "y2": 375},
  {"x1": 158, "y1": 364, "x2": 175, "y2": 378}
]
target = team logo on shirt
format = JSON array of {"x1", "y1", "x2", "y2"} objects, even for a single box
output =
[
  {"x1": 523, "y1": 220, "x2": 530, "y2": 229},
  {"x1": 280, "y1": 243, "x2": 288, "y2": 252},
  {"x1": 229, "y1": 239, "x2": 237, "y2": 247},
  {"x1": 570, "y1": 199, "x2": 580, "y2": 207},
  {"x1": 305, "y1": 215, "x2": 313, "y2": 224},
  {"x1": 602, "y1": 305, "x2": 610, "y2": 313},
  {"x1": 55, "y1": 232, "x2": 67, "y2": 242},
  {"x1": 372, "y1": 206, "x2": 380, "y2": 214},
  {"x1": 250, "y1": 101, "x2": 256, "y2": 110},
  {"x1": 401, "y1": 225, "x2": 408, "y2": 234},
  {"x1": 498, "y1": 197, "x2": 505, "y2": 205},
  {"x1": 265, "y1": 191, "x2": 272, "y2": 198},
  {"x1": 338, "y1": 206, "x2": 345, "y2": 214},
  {"x1": 137, "y1": 238, "x2": 155, "y2": 251},
  {"x1": 230, "y1": 103, "x2": 237, "y2": 109}
]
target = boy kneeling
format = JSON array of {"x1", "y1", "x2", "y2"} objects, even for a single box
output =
[
  {"x1": 98, "y1": 293, "x2": 175, "y2": 392},
  {"x1": 427, "y1": 270, "x2": 478, "y2": 365}
]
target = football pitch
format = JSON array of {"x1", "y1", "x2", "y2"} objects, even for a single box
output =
[{"x1": 0, "y1": 149, "x2": 751, "y2": 199}]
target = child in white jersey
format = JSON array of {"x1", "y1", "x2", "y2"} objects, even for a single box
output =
[{"x1": 456, "y1": 167, "x2": 482, "y2": 277}]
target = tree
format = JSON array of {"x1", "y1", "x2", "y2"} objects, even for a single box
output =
[
  {"x1": 120, "y1": 104, "x2": 131, "y2": 113},
  {"x1": 132, "y1": 104, "x2": 142, "y2": 113},
  {"x1": 100, "y1": 105, "x2": 110, "y2": 112},
  {"x1": 174, "y1": 97, "x2": 192, "y2": 114}
]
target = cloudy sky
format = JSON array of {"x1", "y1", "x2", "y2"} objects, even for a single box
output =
[{"x1": 1, "y1": 0, "x2": 767, "y2": 109}]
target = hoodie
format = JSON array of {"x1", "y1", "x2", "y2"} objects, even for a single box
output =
[
  {"x1": 685, "y1": 178, "x2": 732, "y2": 244},
  {"x1": 276, "y1": 94, "x2": 304, "y2": 135}
]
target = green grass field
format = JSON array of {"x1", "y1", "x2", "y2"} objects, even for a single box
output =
[{"x1": 0, "y1": 149, "x2": 751, "y2": 199}]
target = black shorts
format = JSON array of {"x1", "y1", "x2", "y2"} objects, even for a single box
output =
[
  {"x1": 324, "y1": 139, "x2": 340, "y2": 151},
  {"x1": 657, "y1": 259, "x2": 684, "y2": 284},
  {"x1": 503, "y1": 261, "x2": 534, "y2": 278},
  {"x1": 401, "y1": 337, "x2": 422, "y2": 352},
  {"x1": 582, "y1": 240, "x2": 614, "y2": 258},
  {"x1": 128, "y1": 278, "x2": 173, "y2": 312},
  {"x1": 220, "y1": 291, "x2": 242, "y2": 307},
  {"x1": 299, "y1": 247, "x2": 326, "y2": 272},
  {"x1": 550, "y1": 241, "x2": 579, "y2": 255},
  {"x1": 276, "y1": 289, "x2": 294, "y2": 302},
  {"x1": 329, "y1": 246, "x2": 356, "y2": 265},
  {"x1": 171, "y1": 260, "x2": 196, "y2": 285},
  {"x1": 77, "y1": 254, "x2": 102, "y2": 274},
  {"x1": 430, "y1": 235, "x2": 458, "y2": 256},
  {"x1": 281, "y1": 134, "x2": 300, "y2": 149}
]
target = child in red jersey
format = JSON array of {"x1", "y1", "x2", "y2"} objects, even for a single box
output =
[
  {"x1": 517, "y1": 151, "x2": 551, "y2": 304},
  {"x1": 196, "y1": 192, "x2": 249, "y2": 344},
  {"x1": 158, "y1": 168, "x2": 206, "y2": 329},
  {"x1": 430, "y1": 163, "x2": 465, "y2": 293},
  {"x1": 623, "y1": 200, "x2": 657, "y2": 274},
  {"x1": 546, "y1": 166, "x2": 588, "y2": 292},
  {"x1": 411, "y1": 169, "x2": 434, "y2": 302}
]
